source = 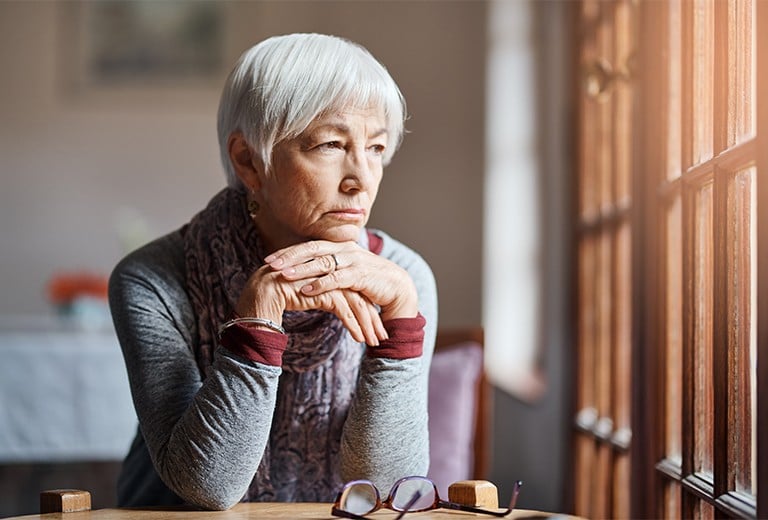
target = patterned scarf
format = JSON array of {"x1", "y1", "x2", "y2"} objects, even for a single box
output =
[{"x1": 183, "y1": 187, "x2": 363, "y2": 501}]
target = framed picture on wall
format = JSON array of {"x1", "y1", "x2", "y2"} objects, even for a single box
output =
[{"x1": 59, "y1": 0, "x2": 226, "y2": 102}]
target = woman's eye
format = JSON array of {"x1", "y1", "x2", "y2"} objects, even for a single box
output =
[
  {"x1": 369, "y1": 144, "x2": 385, "y2": 155},
  {"x1": 318, "y1": 141, "x2": 342, "y2": 150}
]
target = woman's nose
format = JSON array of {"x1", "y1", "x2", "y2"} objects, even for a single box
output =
[{"x1": 340, "y1": 148, "x2": 373, "y2": 192}]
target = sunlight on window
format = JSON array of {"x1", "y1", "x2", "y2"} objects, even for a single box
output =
[{"x1": 483, "y1": 0, "x2": 545, "y2": 401}]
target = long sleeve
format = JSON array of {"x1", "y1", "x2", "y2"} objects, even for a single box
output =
[
  {"x1": 339, "y1": 230, "x2": 438, "y2": 492},
  {"x1": 109, "y1": 232, "x2": 281, "y2": 510},
  {"x1": 111, "y1": 229, "x2": 438, "y2": 508}
]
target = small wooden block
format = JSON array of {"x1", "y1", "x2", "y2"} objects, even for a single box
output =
[
  {"x1": 40, "y1": 489, "x2": 92, "y2": 514},
  {"x1": 448, "y1": 480, "x2": 499, "y2": 509}
]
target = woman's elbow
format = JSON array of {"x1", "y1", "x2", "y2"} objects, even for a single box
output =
[
  {"x1": 196, "y1": 494, "x2": 241, "y2": 511},
  {"x1": 177, "y1": 483, "x2": 244, "y2": 511},
  {"x1": 160, "y1": 464, "x2": 247, "y2": 511}
]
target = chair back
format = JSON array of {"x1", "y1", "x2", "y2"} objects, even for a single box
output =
[{"x1": 427, "y1": 327, "x2": 489, "y2": 497}]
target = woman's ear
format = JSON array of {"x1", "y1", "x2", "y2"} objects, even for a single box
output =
[{"x1": 228, "y1": 132, "x2": 263, "y2": 190}]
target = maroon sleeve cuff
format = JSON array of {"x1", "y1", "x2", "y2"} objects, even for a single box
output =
[
  {"x1": 367, "y1": 230, "x2": 384, "y2": 254},
  {"x1": 367, "y1": 313, "x2": 426, "y2": 360},
  {"x1": 219, "y1": 324, "x2": 288, "y2": 366}
]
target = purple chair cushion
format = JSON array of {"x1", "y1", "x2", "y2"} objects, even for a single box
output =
[{"x1": 426, "y1": 341, "x2": 483, "y2": 498}]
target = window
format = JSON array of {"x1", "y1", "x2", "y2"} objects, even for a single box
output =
[
  {"x1": 573, "y1": 0, "x2": 766, "y2": 517},
  {"x1": 572, "y1": 1, "x2": 634, "y2": 517}
]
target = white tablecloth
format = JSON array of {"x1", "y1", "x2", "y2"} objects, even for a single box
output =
[{"x1": 0, "y1": 317, "x2": 136, "y2": 462}]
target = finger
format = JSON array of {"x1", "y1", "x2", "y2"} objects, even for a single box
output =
[
  {"x1": 265, "y1": 240, "x2": 354, "y2": 269},
  {"x1": 315, "y1": 290, "x2": 378, "y2": 345},
  {"x1": 281, "y1": 254, "x2": 339, "y2": 280},
  {"x1": 345, "y1": 291, "x2": 379, "y2": 346},
  {"x1": 327, "y1": 291, "x2": 365, "y2": 343},
  {"x1": 300, "y1": 266, "x2": 355, "y2": 296},
  {"x1": 369, "y1": 302, "x2": 388, "y2": 341}
]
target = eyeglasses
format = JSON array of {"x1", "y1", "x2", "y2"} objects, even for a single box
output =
[{"x1": 331, "y1": 476, "x2": 523, "y2": 519}]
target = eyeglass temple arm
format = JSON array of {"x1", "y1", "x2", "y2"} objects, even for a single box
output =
[
  {"x1": 331, "y1": 506, "x2": 370, "y2": 520},
  {"x1": 507, "y1": 480, "x2": 523, "y2": 509}
]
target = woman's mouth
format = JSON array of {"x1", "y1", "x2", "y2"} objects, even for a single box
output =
[{"x1": 326, "y1": 208, "x2": 366, "y2": 221}]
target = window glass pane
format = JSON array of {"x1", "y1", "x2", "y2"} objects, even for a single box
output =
[
  {"x1": 613, "y1": 452, "x2": 630, "y2": 517},
  {"x1": 614, "y1": 221, "x2": 632, "y2": 430},
  {"x1": 663, "y1": 481, "x2": 681, "y2": 520},
  {"x1": 596, "y1": 231, "x2": 613, "y2": 421},
  {"x1": 728, "y1": 0, "x2": 755, "y2": 145},
  {"x1": 687, "y1": 0, "x2": 714, "y2": 166},
  {"x1": 593, "y1": 444, "x2": 612, "y2": 518},
  {"x1": 692, "y1": 182, "x2": 714, "y2": 474},
  {"x1": 665, "y1": 195, "x2": 683, "y2": 463},
  {"x1": 578, "y1": 0, "x2": 600, "y2": 220},
  {"x1": 727, "y1": 166, "x2": 757, "y2": 495},
  {"x1": 577, "y1": 236, "x2": 597, "y2": 411},
  {"x1": 596, "y1": 11, "x2": 613, "y2": 211},
  {"x1": 574, "y1": 434, "x2": 594, "y2": 516},
  {"x1": 693, "y1": 499, "x2": 715, "y2": 519},
  {"x1": 614, "y1": 0, "x2": 634, "y2": 202},
  {"x1": 667, "y1": 0, "x2": 682, "y2": 181},
  {"x1": 579, "y1": 119, "x2": 598, "y2": 219}
]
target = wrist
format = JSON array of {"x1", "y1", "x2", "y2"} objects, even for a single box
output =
[
  {"x1": 220, "y1": 316, "x2": 285, "y2": 336},
  {"x1": 380, "y1": 286, "x2": 418, "y2": 321},
  {"x1": 234, "y1": 307, "x2": 283, "y2": 327},
  {"x1": 219, "y1": 323, "x2": 288, "y2": 366},
  {"x1": 234, "y1": 277, "x2": 285, "y2": 325}
]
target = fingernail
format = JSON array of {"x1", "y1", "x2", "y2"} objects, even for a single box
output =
[
  {"x1": 264, "y1": 254, "x2": 275, "y2": 263},
  {"x1": 301, "y1": 284, "x2": 313, "y2": 293},
  {"x1": 283, "y1": 267, "x2": 295, "y2": 275},
  {"x1": 269, "y1": 258, "x2": 284, "y2": 268}
]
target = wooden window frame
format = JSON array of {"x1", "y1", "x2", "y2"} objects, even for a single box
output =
[
  {"x1": 631, "y1": 0, "x2": 767, "y2": 518},
  {"x1": 574, "y1": 0, "x2": 766, "y2": 517}
]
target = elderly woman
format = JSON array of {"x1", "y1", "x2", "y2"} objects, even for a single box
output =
[{"x1": 109, "y1": 33, "x2": 437, "y2": 510}]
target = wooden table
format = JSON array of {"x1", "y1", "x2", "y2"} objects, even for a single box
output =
[{"x1": 9, "y1": 502, "x2": 578, "y2": 519}]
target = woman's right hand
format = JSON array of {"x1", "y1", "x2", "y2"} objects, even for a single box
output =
[
  {"x1": 234, "y1": 264, "x2": 386, "y2": 345},
  {"x1": 264, "y1": 240, "x2": 419, "y2": 323}
]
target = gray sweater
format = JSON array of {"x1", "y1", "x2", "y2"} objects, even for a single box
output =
[{"x1": 109, "y1": 228, "x2": 437, "y2": 510}]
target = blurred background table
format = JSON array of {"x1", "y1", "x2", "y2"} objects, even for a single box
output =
[{"x1": 0, "y1": 315, "x2": 136, "y2": 516}]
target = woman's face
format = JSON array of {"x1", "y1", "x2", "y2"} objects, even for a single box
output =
[{"x1": 254, "y1": 106, "x2": 388, "y2": 252}]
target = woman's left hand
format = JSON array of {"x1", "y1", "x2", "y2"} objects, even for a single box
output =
[{"x1": 263, "y1": 240, "x2": 419, "y2": 323}]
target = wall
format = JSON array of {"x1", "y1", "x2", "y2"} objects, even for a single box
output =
[
  {"x1": 0, "y1": 0, "x2": 487, "y2": 328},
  {"x1": 0, "y1": 0, "x2": 572, "y2": 515}
]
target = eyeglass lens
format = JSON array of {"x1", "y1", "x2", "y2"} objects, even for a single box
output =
[
  {"x1": 338, "y1": 477, "x2": 437, "y2": 515},
  {"x1": 390, "y1": 477, "x2": 436, "y2": 511},
  {"x1": 339, "y1": 482, "x2": 379, "y2": 515}
]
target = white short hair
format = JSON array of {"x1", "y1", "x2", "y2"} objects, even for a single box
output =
[{"x1": 217, "y1": 33, "x2": 407, "y2": 187}]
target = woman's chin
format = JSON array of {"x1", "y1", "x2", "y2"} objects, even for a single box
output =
[{"x1": 314, "y1": 227, "x2": 364, "y2": 244}]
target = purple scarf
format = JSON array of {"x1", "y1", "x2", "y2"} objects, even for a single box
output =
[{"x1": 183, "y1": 187, "x2": 362, "y2": 501}]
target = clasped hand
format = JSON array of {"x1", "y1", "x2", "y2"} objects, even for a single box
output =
[{"x1": 234, "y1": 240, "x2": 418, "y2": 346}]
